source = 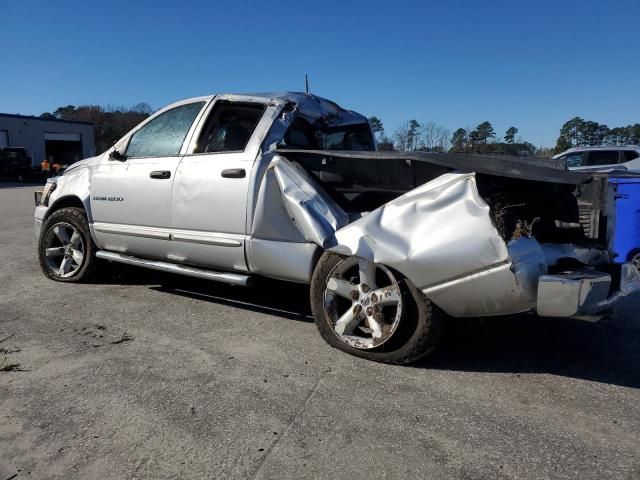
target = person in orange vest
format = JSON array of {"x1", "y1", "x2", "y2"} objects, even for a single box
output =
[
  {"x1": 41, "y1": 158, "x2": 51, "y2": 178},
  {"x1": 52, "y1": 162, "x2": 63, "y2": 176}
]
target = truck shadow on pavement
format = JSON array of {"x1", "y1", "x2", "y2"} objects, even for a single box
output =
[
  {"x1": 423, "y1": 313, "x2": 640, "y2": 389},
  {"x1": 100, "y1": 264, "x2": 313, "y2": 322},
  {"x1": 98, "y1": 265, "x2": 640, "y2": 389}
]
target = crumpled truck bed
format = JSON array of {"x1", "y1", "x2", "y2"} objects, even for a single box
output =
[{"x1": 249, "y1": 151, "x2": 640, "y2": 318}]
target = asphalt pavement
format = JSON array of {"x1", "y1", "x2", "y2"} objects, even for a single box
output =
[{"x1": 1, "y1": 182, "x2": 639, "y2": 479}]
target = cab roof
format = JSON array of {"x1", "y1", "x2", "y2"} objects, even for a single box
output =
[{"x1": 174, "y1": 92, "x2": 369, "y2": 127}]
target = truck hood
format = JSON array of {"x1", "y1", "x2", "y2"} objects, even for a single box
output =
[{"x1": 63, "y1": 154, "x2": 103, "y2": 175}]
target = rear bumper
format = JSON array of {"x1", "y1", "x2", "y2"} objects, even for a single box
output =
[{"x1": 537, "y1": 263, "x2": 640, "y2": 319}]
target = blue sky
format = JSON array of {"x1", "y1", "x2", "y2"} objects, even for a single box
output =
[{"x1": 2, "y1": 0, "x2": 639, "y2": 148}]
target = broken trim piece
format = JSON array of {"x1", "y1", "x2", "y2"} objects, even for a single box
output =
[{"x1": 267, "y1": 156, "x2": 349, "y2": 248}]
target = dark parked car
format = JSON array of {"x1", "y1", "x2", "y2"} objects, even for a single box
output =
[{"x1": 0, "y1": 147, "x2": 34, "y2": 181}]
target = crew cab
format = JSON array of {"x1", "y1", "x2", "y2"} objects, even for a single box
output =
[{"x1": 34, "y1": 92, "x2": 640, "y2": 364}]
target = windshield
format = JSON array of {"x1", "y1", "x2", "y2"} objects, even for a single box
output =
[{"x1": 280, "y1": 118, "x2": 374, "y2": 151}]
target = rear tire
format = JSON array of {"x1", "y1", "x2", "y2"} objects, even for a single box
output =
[
  {"x1": 38, "y1": 207, "x2": 97, "y2": 283},
  {"x1": 310, "y1": 252, "x2": 444, "y2": 364}
]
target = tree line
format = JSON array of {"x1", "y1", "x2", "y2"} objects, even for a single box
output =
[
  {"x1": 40, "y1": 103, "x2": 153, "y2": 153},
  {"x1": 554, "y1": 117, "x2": 640, "y2": 152},
  {"x1": 368, "y1": 117, "x2": 536, "y2": 156},
  {"x1": 369, "y1": 115, "x2": 639, "y2": 157}
]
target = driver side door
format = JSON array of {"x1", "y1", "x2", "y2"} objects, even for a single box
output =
[{"x1": 91, "y1": 101, "x2": 205, "y2": 260}]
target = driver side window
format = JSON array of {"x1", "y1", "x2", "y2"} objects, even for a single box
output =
[{"x1": 126, "y1": 102, "x2": 204, "y2": 158}]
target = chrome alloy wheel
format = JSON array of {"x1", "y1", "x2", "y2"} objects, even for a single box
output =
[
  {"x1": 42, "y1": 222, "x2": 85, "y2": 278},
  {"x1": 322, "y1": 257, "x2": 403, "y2": 349}
]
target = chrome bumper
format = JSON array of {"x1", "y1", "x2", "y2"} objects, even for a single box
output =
[{"x1": 537, "y1": 263, "x2": 640, "y2": 319}]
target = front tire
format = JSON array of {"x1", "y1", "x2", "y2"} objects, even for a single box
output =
[
  {"x1": 38, "y1": 207, "x2": 97, "y2": 282},
  {"x1": 310, "y1": 252, "x2": 444, "y2": 364}
]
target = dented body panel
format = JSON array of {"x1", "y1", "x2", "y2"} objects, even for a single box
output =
[{"x1": 35, "y1": 92, "x2": 640, "y2": 320}]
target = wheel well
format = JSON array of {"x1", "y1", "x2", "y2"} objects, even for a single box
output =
[
  {"x1": 45, "y1": 196, "x2": 87, "y2": 222},
  {"x1": 310, "y1": 246, "x2": 324, "y2": 273},
  {"x1": 626, "y1": 248, "x2": 640, "y2": 262}
]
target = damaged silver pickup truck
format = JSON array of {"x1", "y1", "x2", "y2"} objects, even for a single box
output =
[{"x1": 34, "y1": 92, "x2": 640, "y2": 364}]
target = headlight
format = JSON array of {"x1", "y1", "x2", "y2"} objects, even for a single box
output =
[{"x1": 41, "y1": 181, "x2": 57, "y2": 206}]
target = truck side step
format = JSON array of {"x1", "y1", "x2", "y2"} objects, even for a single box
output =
[{"x1": 96, "y1": 251, "x2": 253, "y2": 287}]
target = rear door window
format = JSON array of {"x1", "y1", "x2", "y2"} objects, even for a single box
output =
[
  {"x1": 623, "y1": 150, "x2": 640, "y2": 161},
  {"x1": 194, "y1": 101, "x2": 266, "y2": 153},
  {"x1": 126, "y1": 102, "x2": 204, "y2": 158},
  {"x1": 586, "y1": 150, "x2": 620, "y2": 166}
]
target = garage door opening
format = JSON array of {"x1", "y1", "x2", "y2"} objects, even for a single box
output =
[{"x1": 44, "y1": 133, "x2": 83, "y2": 165}]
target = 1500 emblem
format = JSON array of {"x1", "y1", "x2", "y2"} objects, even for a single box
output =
[{"x1": 92, "y1": 196, "x2": 124, "y2": 202}]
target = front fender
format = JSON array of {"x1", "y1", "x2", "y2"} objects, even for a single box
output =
[{"x1": 44, "y1": 164, "x2": 93, "y2": 222}]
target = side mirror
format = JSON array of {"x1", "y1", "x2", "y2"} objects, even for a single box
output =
[{"x1": 109, "y1": 150, "x2": 127, "y2": 162}]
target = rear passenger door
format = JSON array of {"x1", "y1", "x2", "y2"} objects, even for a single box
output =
[{"x1": 169, "y1": 97, "x2": 270, "y2": 271}]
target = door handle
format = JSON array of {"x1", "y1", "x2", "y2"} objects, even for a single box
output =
[
  {"x1": 221, "y1": 168, "x2": 246, "y2": 179},
  {"x1": 149, "y1": 170, "x2": 171, "y2": 179}
]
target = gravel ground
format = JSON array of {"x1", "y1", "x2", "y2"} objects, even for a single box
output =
[{"x1": 0, "y1": 182, "x2": 639, "y2": 480}]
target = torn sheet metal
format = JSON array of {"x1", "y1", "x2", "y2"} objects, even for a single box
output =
[
  {"x1": 253, "y1": 156, "x2": 348, "y2": 248},
  {"x1": 254, "y1": 157, "x2": 637, "y2": 317},
  {"x1": 424, "y1": 237, "x2": 548, "y2": 317},
  {"x1": 324, "y1": 172, "x2": 552, "y2": 316},
  {"x1": 249, "y1": 154, "x2": 346, "y2": 283},
  {"x1": 251, "y1": 156, "x2": 307, "y2": 243},
  {"x1": 255, "y1": 162, "x2": 548, "y2": 316},
  {"x1": 245, "y1": 94, "x2": 368, "y2": 236},
  {"x1": 330, "y1": 173, "x2": 510, "y2": 290},
  {"x1": 259, "y1": 92, "x2": 369, "y2": 127}
]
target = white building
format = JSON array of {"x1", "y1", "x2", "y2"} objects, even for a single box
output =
[{"x1": 0, "y1": 113, "x2": 95, "y2": 166}]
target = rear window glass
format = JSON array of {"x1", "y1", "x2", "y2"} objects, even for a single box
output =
[
  {"x1": 280, "y1": 118, "x2": 374, "y2": 151},
  {"x1": 623, "y1": 150, "x2": 639, "y2": 161}
]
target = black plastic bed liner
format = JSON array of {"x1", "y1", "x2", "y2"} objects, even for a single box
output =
[{"x1": 276, "y1": 149, "x2": 638, "y2": 185}]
